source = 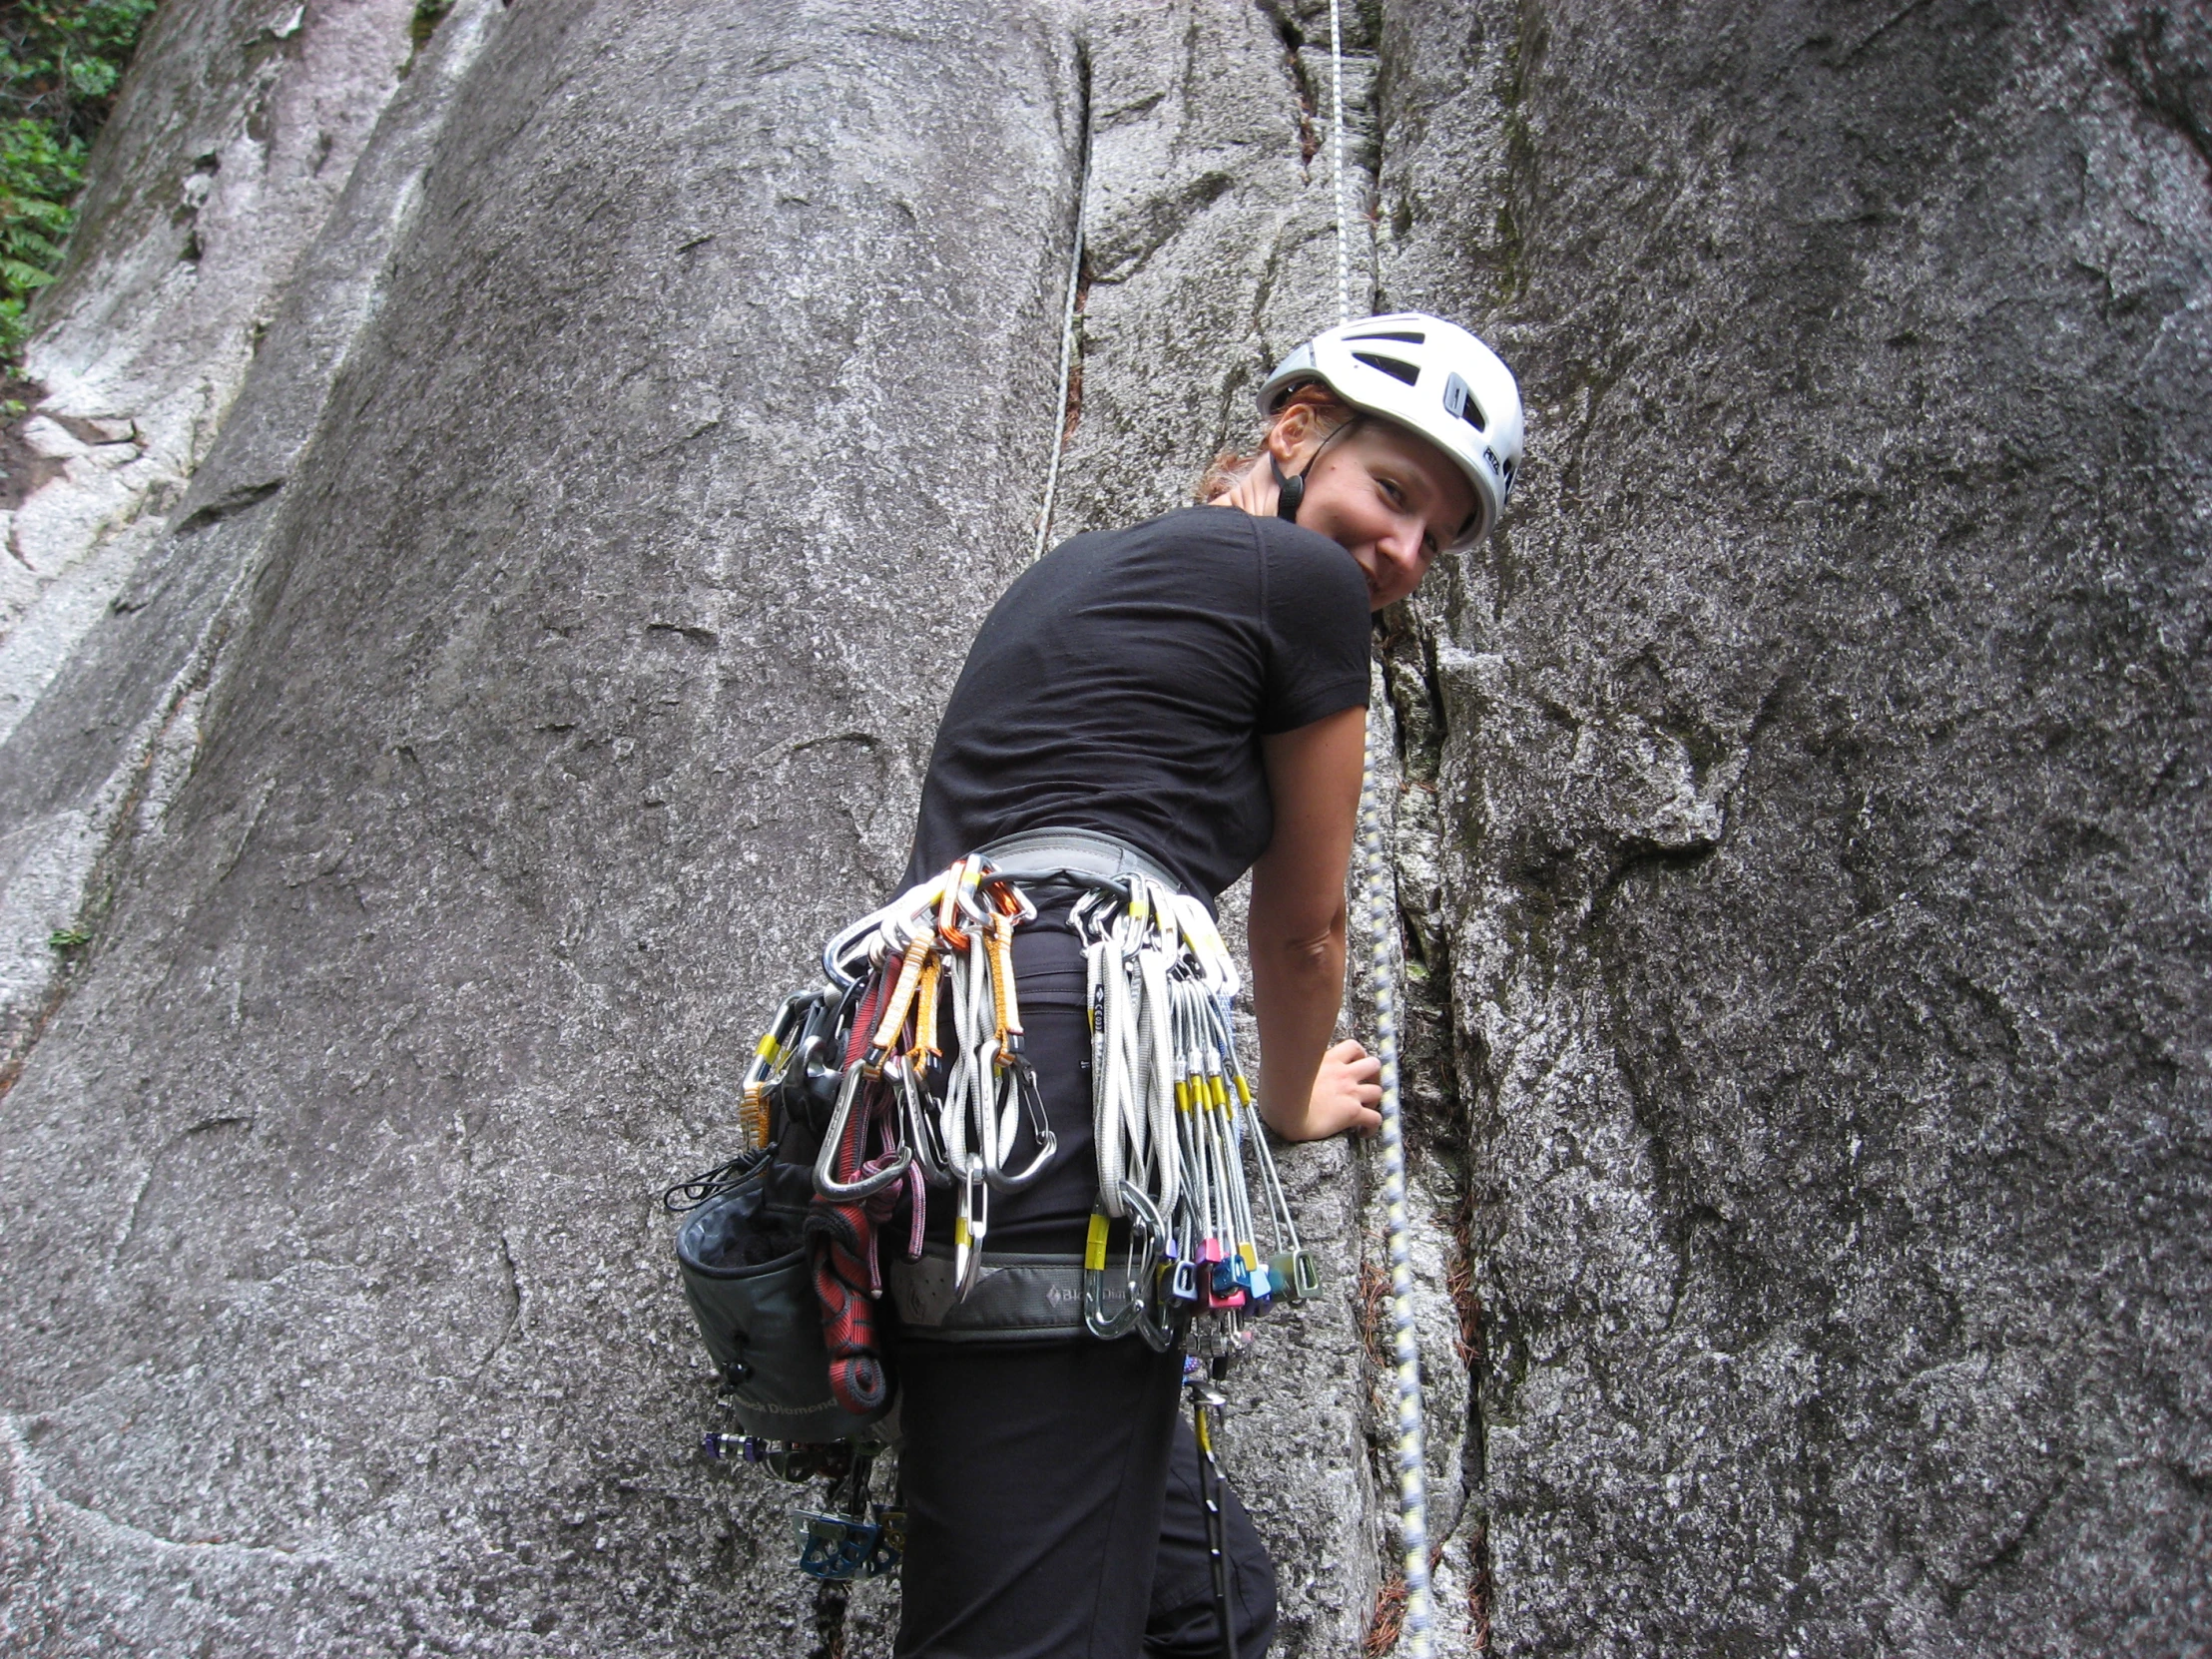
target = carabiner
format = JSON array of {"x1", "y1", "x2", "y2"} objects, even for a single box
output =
[
  {"x1": 1083, "y1": 1179, "x2": 1167, "y2": 1343},
  {"x1": 982, "y1": 1053, "x2": 1058, "y2": 1192},
  {"x1": 952, "y1": 1156, "x2": 988, "y2": 1300},
  {"x1": 889, "y1": 1055, "x2": 948, "y2": 1188},
  {"x1": 951, "y1": 858, "x2": 992, "y2": 933},
  {"x1": 814, "y1": 1064, "x2": 913, "y2": 1201},
  {"x1": 989, "y1": 876, "x2": 1038, "y2": 927}
]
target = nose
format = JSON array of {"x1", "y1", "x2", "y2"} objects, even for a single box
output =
[{"x1": 1379, "y1": 518, "x2": 1426, "y2": 582}]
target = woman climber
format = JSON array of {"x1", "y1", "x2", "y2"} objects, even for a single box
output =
[{"x1": 885, "y1": 311, "x2": 1524, "y2": 1658}]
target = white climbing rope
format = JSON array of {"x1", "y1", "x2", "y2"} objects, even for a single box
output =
[
  {"x1": 1020, "y1": 14, "x2": 1436, "y2": 1644},
  {"x1": 1328, "y1": 0, "x2": 1353, "y2": 328},
  {"x1": 1328, "y1": 2, "x2": 1436, "y2": 1652},
  {"x1": 1359, "y1": 713, "x2": 1435, "y2": 1658},
  {"x1": 1033, "y1": 141, "x2": 1091, "y2": 562}
]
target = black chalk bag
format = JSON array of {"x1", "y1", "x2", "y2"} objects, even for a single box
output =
[{"x1": 674, "y1": 1164, "x2": 892, "y2": 1442}]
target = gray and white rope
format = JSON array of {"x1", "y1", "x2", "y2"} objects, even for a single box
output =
[
  {"x1": 1028, "y1": 13, "x2": 1437, "y2": 1648},
  {"x1": 1330, "y1": 1, "x2": 1436, "y2": 1652},
  {"x1": 1033, "y1": 141, "x2": 1090, "y2": 563}
]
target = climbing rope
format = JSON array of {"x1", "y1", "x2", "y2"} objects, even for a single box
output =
[
  {"x1": 1328, "y1": 0, "x2": 1353, "y2": 327},
  {"x1": 1020, "y1": 11, "x2": 1437, "y2": 1645},
  {"x1": 1359, "y1": 710, "x2": 1434, "y2": 1657},
  {"x1": 1328, "y1": 2, "x2": 1436, "y2": 1652},
  {"x1": 1033, "y1": 140, "x2": 1090, "y2": 562}
]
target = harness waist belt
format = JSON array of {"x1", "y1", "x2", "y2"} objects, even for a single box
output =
[
  {"x1": 972, "y1": 827, "x2": 1183, "y2": 896},
  {"x1": 889, "y1": 1244, "x2": 1087, "y2": 1344}
]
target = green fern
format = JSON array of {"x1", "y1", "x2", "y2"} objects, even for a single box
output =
[{"x1": 0, "y1": 2, "x2": 160, "y2": 364}]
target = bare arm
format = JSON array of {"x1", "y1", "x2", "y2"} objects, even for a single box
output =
[{"x1": 1250, "y1": 705, "x2": 1383, "y2": 1141}]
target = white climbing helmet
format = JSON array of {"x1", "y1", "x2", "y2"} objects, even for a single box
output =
[{"x1": 1258, "y1": 311, "x2": 1524, "y2": 549}]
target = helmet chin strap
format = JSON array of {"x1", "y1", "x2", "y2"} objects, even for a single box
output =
[{"x1": 1271, "y1": 454, "x2": 1305, "y2": 523}]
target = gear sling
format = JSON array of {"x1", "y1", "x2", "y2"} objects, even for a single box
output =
[{"x1": 669, "y1": 828, "x2": 1317, "y2": 1639}]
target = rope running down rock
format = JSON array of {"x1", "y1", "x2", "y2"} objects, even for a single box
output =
[
  {"x1": 1033, "y1": 139, "x2": 1090, "y2": 561},
  {"x1": 1329, "y1": 1, "x2": 1437, "y2": 1652},
  {"x1": 1026, "y1": 15, "x2": 1437, "y2": 1648}
]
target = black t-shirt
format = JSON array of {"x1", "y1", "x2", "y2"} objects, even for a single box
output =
[{"x1": 901, "y1": 505, "x2": 1372, "y2": 903}]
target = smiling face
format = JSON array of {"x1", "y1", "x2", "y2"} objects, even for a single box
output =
[{"x1": 1268, "y1": 403, "x2": 1477, "y2": 610}]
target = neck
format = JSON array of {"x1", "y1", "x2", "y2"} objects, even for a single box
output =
[{"x1": 1213, "y1": 456, "x2": 1286, "y2": 519}]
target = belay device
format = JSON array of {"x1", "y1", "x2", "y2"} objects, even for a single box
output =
[{"x1": 668, "y1": 833, "x2": 1318, "y2": 1597}]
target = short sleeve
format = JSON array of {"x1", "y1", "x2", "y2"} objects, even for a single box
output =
[{"x1": 1257, "y1": 521, "x2": 1373, "y2": 733}]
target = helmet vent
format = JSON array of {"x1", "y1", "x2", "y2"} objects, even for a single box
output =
[
  {"x1": 1440, "y1": 369, "x2": 1486, "y2": 434},
  {"x1": 1349, "y1": 330, "x2": 1426, "y2": 345},
  {"x1": 1352, "y1": 351, "x2": 1421, "y2": 387}
]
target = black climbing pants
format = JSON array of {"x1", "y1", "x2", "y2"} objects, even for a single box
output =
[
  {"x1": 893, "y1": 1339, "x2": 1278, "y2": 1658},
  {"x1": 892, "y1": 900, "x2": 1278, "y2": 1658}
]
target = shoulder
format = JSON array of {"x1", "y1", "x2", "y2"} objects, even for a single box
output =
[
  {"x1": 1105, "y1": 504, "x2": 1266, "y2": 554},
  {"x1": 1107, "y1": 506, "x2": 1359, "y2": 587},
  {"x1": 1055, "y1": 507, "x2": 1269, "y2": 607},
  {"x1": 1048, "y1": 508, "x2": 1364, "y2": 620},
  {"x1": 1246, "y1": 515, "x2": 1368, "y2": 611}
]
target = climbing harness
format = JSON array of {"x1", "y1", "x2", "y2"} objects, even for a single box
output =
[{"x1": 670, "y1": 829, "x2": 1316, "y2": 1586}]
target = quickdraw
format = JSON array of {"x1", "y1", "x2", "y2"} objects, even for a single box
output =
[
  {"x1": 817, "y1": 854, "x2": 1059, "y2": 1301},
  {"x1": 1074, "y1": 877, "x2": 1318, "y2": 1361}
]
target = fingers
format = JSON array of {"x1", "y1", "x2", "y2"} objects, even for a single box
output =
[
  {"x1": 1332, "y1": 1055, "x2": 1381, "y2": 1090},
  {"x1": 1315, "y1": 1079, "x2": 1383, "y2": 1137},
  {"x1": 1303, "y1": 1039, "x2": 1392, "y2": 1141},
  {"x1": 1331, "y1": 1099, "x2": 1382, "y2": 1138},
  {"x1": 1323, "y1": 1040, "x2": 1380, "y2": 1081}
]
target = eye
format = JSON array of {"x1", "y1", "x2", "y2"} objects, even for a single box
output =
[{"x1": 1380, "y1": 476, "x2": 1407, "y2": 507}]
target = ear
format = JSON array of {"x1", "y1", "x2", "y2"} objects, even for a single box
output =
[{"x1": 1265, "y1": 402, "x2": 1322, "y2": 468}]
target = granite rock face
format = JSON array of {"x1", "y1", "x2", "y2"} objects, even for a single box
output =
[
  {"x1": 0, "y1": 2, "x2": 1086, "y2": 1652},
  {"x1": 0, "y1": 0, "x2": 419, "y2": 1086},
  {"x1": 1373, "y1": 1, "x2": 2211, "y2": 1652},
  {"x1": 2, "y1": 0, "x2": 2206, "y2": 1655}
]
